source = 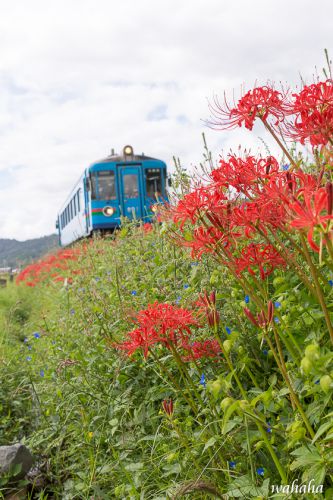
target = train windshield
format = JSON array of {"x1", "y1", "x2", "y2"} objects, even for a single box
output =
[
  {"x1": 146, "y1": 168, "x2": 162, "y2": 198},
  {"x1": 91, "y1": 171, "x2": 116, "y2": 200}
]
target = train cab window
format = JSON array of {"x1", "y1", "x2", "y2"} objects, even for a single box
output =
[
  {"x1": 91, "y1": 171, "x2": 116, "y2": 200},
  {"x1": 98, "y1": 171, "x2": 116, "y2": 200},
  {"x1": 123, "y1": 173, "x2": 139, "y2": 198},
  {"x1": 146, "y1": 169, "x2": 162, "y2": 198}
]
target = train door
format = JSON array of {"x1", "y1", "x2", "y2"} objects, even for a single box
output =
[{"x1": 118, "y1": 166, "x2": 143, "y2": 219}]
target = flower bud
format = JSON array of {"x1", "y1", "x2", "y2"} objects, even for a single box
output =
[
  {"x1": 267, "y1": 301, "x2": 274, "y2": 324},
  {"x1": 162, "y1": 399, "x2": 174, "y2": 416},
  {"x1": 220, "y1": 397, "x2": 234, "y2": 411},
  {"x1": 244, "y1": 307, "x2": 258, "y2": 327},
  {"x1": 320, "y1": 375, "x2": 332, "y2": 393},
  {"x1": 300, "y1": 357, "x2": 312, "y2": 375},
  {"x1": 304, "y1": 344, "x2": 320, "y2": 361}
]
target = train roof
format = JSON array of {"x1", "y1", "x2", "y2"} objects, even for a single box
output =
[{"x1": 93, "y1": 152, "x2": 163, "y2": 164}]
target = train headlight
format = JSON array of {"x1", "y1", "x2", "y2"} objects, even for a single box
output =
[
  {"x1": 103, "y1": 206, "x2": 115, "y2": 217},
  {"x1": 123, "y1": 145, "x2": 133, "y2": 156}
]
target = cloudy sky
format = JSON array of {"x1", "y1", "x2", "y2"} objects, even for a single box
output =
[{"x1": 0, "y1": 0, "x2": 332, "y2": 240}]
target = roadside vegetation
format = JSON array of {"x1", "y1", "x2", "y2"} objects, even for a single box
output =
[{"x1": 2, "y1": 64, "x2": 333, "y2": 498}]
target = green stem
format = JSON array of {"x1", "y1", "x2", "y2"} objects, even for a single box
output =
[
  {"x1": 264, "y1": 327, "x2": 315, "y2": 439},
  {"x1": 149, "y1": 349, "x2": 199, "y2": 414},
  {"x1": 261, "y1": 119, "x2": 298, "y2": 170},
  {"x1": 300, "y1": 234, "x2": 333, "y2": 346}
]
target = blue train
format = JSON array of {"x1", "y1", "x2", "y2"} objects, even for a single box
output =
[{"x1": 56, "y1": 145, "x2": 169, "y2": 246}]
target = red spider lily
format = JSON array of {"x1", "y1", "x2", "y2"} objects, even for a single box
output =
[
  {"x1": 211, "y1": 155, "x2": 280, "y2": 195},
  {"x1": 208, "y1": 86, "x2": 287, "y2": 131},
  {"x1": 196, "y1": 290, "x2": 220, "y2": 327},
  {"x1": 162, "y1": 399, "x2": 174, "y2": 416},
  {"x1": 182, "y1": 339, "x2": 222, "y2": 362},
  {"x1": 142, "y1": 222, "x2": 153, "y2": 233},
  {"x1": 285, "y1": 80, "x2": 333, "y2": 146},
  {"x1": 115, "y1": 328, "x2": 154, "y2": 358},
  {"x1": 231, "y1": 198, "x2": 286, "y2": 234},
  {"x1": 172, "y1": 186, "x2": 221, "y2": 228},
  {"x1": 235, "y1": 243, "x2": 286, "y2": 280},
  {"x1": 288, "y1": 187, "x2": 333, "y2": 251},
  {"x1": 182, "y1": 226, "x2": 233, "y2": 259},
  {"x1": 115, "y1": 302, "x2": 200, "y2": 357},
  {"x1": 16, "y1": 247, "x2": 81, "y2": 286}
]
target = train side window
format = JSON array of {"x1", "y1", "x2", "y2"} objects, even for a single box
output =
[
  {"x1": 77, "y1": 190, "x2": 81, "y2": 212},
  {"x1": 70, "y1": 201, "x2": 73, "y2": 220},
  {"x1": 73, "y1": 196, "x2": 77, "y2": 216},
  {"x1": 146, "y1": 168, "x2": 162, "y2": 198},
  {"x1": 97, "y1": 171, "x2": 116, "y2": 200}
]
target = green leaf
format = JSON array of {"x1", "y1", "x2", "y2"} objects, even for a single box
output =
[
  {"x1": 227, "y1": 475, "x2": 270, "y2": 498},
  {"x1": 125, "y1": 462, "x2": 144, "y2": 472},
  {"x1": 290, "y1": 446, "x2": 322, "y2": 469},
  {"x1": 312, "y1": 421, "x2": 333, "y2": 444},
  {"x1": 221, "y1": 400, "x2": 240, "y2": 434},
  {"x1": 202, "y1": 436, "x2": 217, "y2": 453}
]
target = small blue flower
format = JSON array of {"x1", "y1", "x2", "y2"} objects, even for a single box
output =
[
  {"x1": 26, "y1": 356, "x2": 32, "y2": 362},
  {"x1": 200, "y1": 374, "x2": 206, "y2": 388},
  {"x1": 329, "y1": 280, "x2": 333, "y2": 287},
  {"x1": 24, "y1": 337, "x2": 28, "y2": 343},
  {"x1": 40, "y1": 369, "x2": 45, "y2": 377},
  {"x1": 274, "y1": 301, "x2": 281, "y2": 308},
  {"x1": 33, "y1": 332, "x2": 40, "y2": 339},
  {"x1": 183, "y1": 284, "x2": 190, "y2": 289},
  {"x1": 131, "y1": 291, "x2": 137, "y2": 296},
  {"x1": 176, "y1": 296, "x2": 181, "y2": 305},
  {"x1": 27, "y1": 345, "x2": 32, "y2": 351},
  {"x1": 256, "y1": 467, "x2": 265, "y2": 477},
  {"x1": 282, "y1": 164, "x2": 290, "y2": 171},
  {"x1": 51, "y1": 341, "x2": 56, "y2": 345},
  {"x1": 315, "y1": 379, "x2": 320, "y2": 385},
  {"x1": 225, "y1": 326, "x2": 232, "y2": 335},
  {"x1": 274, "y1": 317, "x2": 280, "y2": 324},
  {"x1": 107, "y1": 271, "x2": 112, "y2": 275},
  {"x1": 266, "y1": 422, "x2": 272, "y2": 433},
  {"x1": 245, "y1": 295, "x2": 250, "y2": 304},
  {"x1": 229, "y1": 461, "x2": 236, "y2": 469},
  {"x1": 262, "y1": 349, "x2": 268, "y2": 355},
  {"x1": 191, "y1": 262, "x2": 199, "y2": 266},
  {"x1": 70, "y1": 308, "x2": 75, "y2": 315},
  {"x1": 94, "y1": 277, "x2": 100, "y2": 282}
]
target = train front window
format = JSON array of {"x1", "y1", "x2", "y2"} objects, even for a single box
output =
[
  {"x1": 123, "y1": 174, "x2": 139, "y2": 198},
  {"x1": 91, "y1": 171, "x2": 116, "y2": 200},
  {"x1": 146, "y1": 169, "x2": 162, "y2": 198}
]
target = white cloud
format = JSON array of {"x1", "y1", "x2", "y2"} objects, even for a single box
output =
[{"x1": 0, "y1": 0, "x2": 332, "y2": 239}]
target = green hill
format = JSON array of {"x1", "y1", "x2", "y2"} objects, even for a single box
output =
[{"x1": 0, "y1": 234, "x2": 59, "y2": 268}]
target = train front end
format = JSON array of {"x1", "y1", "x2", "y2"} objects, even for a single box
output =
[{"x1": 88, "y1": 145, "x2": 168, "y2": 231}]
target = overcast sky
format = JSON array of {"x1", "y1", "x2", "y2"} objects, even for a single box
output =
[{"x1": 0, "y1": 0, "x2": 332, "y2": 240}]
